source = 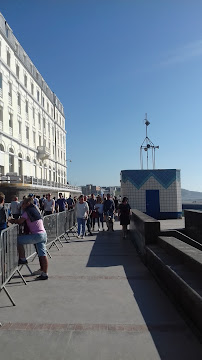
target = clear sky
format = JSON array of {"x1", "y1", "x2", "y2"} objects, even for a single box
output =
[{"x1": 1, "y1": 0, "x2": 202, "y2": 190}]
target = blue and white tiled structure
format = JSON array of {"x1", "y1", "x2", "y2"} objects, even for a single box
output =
[{"x1": 120, "y1": 169, "x2": 182, "y2": 219}]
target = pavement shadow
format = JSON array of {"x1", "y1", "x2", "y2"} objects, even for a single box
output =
[{"x1": 86, "y1": 229, "x2": 202, "y2": 359}]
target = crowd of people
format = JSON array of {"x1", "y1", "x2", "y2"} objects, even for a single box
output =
[
  {"x1": 0, "y1": 191, "x2": 132, "y2": 282},
  {"x1": 75, "y1": 193, "x2": 132, "y2": 239}
]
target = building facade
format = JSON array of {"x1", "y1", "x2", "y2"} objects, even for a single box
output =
[
  {"x1": 121, "y1": 169, "x2": 182, "y2": 219},
  {"x1": 0, "y1": 13, "x2": 67, "y2": 185}
]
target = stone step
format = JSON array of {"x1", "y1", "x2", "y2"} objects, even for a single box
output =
[
  {"x1": 157, "y1": 236, "x2": 202, "y2": 274},
  {"x1": 146, "y1": 243, "x2": 202, "y2": 333}
]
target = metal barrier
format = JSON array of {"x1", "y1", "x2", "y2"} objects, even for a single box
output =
[
  {"x1": 43, "y1": 213, "x2": 59, "y2": 251},
  {"x1": 0, "y1": 225, "x2": 26, "y2": 306},
  {"x1": 0, "y1": 209, "x2": 76, "y2": 306},
  {"x1": 66, "y1": 209, "x2": 77, "y2": 239}
]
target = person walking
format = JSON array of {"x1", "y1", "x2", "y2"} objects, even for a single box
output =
[
  {"x1": 84, "y1": 195, "x2": 93, "y2": 236},
  {"x1": 103, "y1": 194, "x2": 115, "y2": 231},
  {"x1": 44, "y1": 193, "x2": 55, "y2": 215},
  {"x1": 118, "y1": 197, "x2": 131, "y2": 238},
  {"x1": 66, "y1": 195, "x2": 74, "y2": 210},
  {"x1": 56, "y1": 193, "x2": 67, "y2": 213},
  {"x1": 75, "y1": 194, "x2": 89, "y2": 239},
  {"x1": 95, "y1": 196, "x2": 105, "y2": 231},
  {"x1": 88, "y1": 194, "x2": 96, "y2": 230}
]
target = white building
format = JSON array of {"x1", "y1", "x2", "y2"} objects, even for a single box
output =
[{"x1": 0, "y1": 13, "x2": 68, "y2": 187}]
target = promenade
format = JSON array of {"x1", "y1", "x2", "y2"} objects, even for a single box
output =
[{"x1": 1, "y1": 220, "x2": 202, "y2": 360}]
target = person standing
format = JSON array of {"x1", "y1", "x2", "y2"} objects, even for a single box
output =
[
  {"x1": 118, "y1": 197, "x2": 131, "y2": 238},
  {"x1": 75, "y1": 195, "x2": 89, "y2": 239},
  {"x1": 44, "y1": 193, "x2": 55, "y2": 215},
  {"x1": 9, "y1": 197, "x2": 48, "y2": 280},
  {"x1": 10, "y1": 195, "x2": 21, "y2": 219}
]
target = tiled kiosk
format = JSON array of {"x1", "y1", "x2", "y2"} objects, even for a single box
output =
[{"x1": 120, "y1": 169, "x2": 182, "y2": 219}]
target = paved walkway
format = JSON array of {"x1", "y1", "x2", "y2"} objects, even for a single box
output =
[{"x1": 0, "y1": 221, "x2": 202, "y2": 360}]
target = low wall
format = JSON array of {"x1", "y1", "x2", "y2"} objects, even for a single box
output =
[
  {"x1": 184, "y1": 209, "x2": 202, "y2": 244},
  {"x1": 130, "y1": 209, "x2": 160, "y2": 259}
]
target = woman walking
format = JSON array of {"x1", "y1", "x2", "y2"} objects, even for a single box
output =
[{"x1": 118, "y1": 197, "x2": 131, "y2": 238}]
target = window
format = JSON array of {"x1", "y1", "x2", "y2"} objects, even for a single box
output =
[
  {"x1": 31, "y1": 83, "x2": 34, "y2": 95},
  {"x1": 30, "y1": 63, "x2": 33, "y2": 74},
  {"x1": 32, "y1": 107, "x2": 35, "y2": 125},
  {"x1": 36, "y1": 72, "x2": 39, "y2": 80},
  {"x1": 24, "y1": 74, "x2": 27, "y2": 88},
  {"x1": 7, "y1": 51, "x2": 10, "y2": 67},
  {"x1": 17, "y1": 92, "x2": 21, "y2": 112},
  {"x1": 38, "y1": 113, "x2": 41, "y2": 129},
  {"x1": 18, "y1": 153, "x2": 22, "y2": 176},
  {"x1": 37, "y1": 90, "x2": 40, "y2": 102},
  {"x1": 15, "y1": 42, "x2": 19, "y2": 54},
  {"x1": 33, "y1": 159, "x2": 36, "y2": 178},
  {"x1": 16, "y1": 64, "x2": 19, "y2": 79},
  {"x1": 9, "y1": 151, "x2": 14, "y2": 173},
  {"x1": 26, "y1": 155, "x2": 30, "y2": 162},
  {"x1": 42, "y1": 97, "x2": 44, "y2": 107},
  {"x1": 18, "y1": 121, "x2": 21, "y2": 135},
  {"x1": 0, "y1": 144, "x2": 4, "y2": 151},
  {"x1": 47, "y1": 102, "x2": 49, "y2": 113},
  {"x1": 0, "y1": 106, "x2": 3, "y2": 130},
  {"x1": 48, "y1": 123, "x2": 50, "y2": 136},
  {"x1": 26, "y1": 126, "x2": 29, "y2": 142},
  {"x1": 23, "y1": 54, "x2": 26, "y2": 64},
  {"x1": 8, "y1": 82, "x2": 12, "y2": 104},
  {"x1": 51, "y1": 107, "x2": 53, "y2": 118},
  {"x1": 43, "y1": 117, "x2": 45, "y2": 130},
  {"x1": 9, "y1": 113, "x2": 13, "y2": 130},
  {"x1": 33, "y1": 131, "x2": 36, "y2": 144},
  {"x1": 43, "y1": 138, "x2": 46, "y2": 147},
  {"x1": 0, "y1": 72, "x2": 2, "y2": 96},
  {"x1": 25, "y1": 100, "x2": 28, "y2": 114},
  {"x1": 39, "y1": 135, "x2": 41, "y2": 146},
  {"x1": 52, "y1": 145, "x2": 54, "y2": 155}
]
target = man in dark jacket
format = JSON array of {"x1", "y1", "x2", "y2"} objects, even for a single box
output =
[{"x1": 103, "y1": 194, "x2": 115, "y2": 231}]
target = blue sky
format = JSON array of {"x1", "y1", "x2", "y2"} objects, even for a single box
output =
[{"x1": 1, "y1": 0, "x2": 202, "y2": 190}]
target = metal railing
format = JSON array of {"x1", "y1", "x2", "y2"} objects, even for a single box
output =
[
  {"x1": 0, "y1": 209, "x2": 77, "y2": 306},
  {"x1": 0, "y1": 225, "x2": 27, "y2": 306},
  {"x1": 0, "y1": 174, "x2": 81, "y2": 191}
]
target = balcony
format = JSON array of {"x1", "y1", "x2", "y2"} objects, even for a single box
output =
[{"x1": 37, "y1": 146, "x2": 50, "y2": 160}]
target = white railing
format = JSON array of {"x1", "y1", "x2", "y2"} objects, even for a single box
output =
[{"x1": 0, "y1": 174, "x2": 81, "y2": 191}]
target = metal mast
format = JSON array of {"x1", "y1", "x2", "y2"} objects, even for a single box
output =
[{"x1": 140, "y1": 113, "x2": 159, "y2": 169}]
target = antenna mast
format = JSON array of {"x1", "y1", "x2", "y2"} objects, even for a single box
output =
[{"x1": 140, "y1": 113, "x2": 159, "y2": 169}]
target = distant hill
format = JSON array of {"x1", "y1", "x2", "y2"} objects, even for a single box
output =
[{"x1": 182, "y1": 189, "x2": 202, "y2": 202}]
